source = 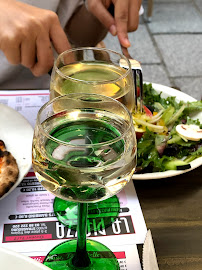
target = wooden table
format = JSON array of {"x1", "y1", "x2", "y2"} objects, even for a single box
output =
[{"x1": 134, "y1": 165, "x2": 202, "y2": 269}]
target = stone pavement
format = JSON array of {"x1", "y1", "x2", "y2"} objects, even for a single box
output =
[{"x1": 103, "y1": 0, "x2": 202, "y2": 101}]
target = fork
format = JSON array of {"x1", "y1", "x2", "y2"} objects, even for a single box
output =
[{"x1": 120, "y1": 45, "x2": 144, "y2": 113}]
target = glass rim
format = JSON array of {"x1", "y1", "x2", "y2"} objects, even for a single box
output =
[
  {"x1": 53, "y1": 47, "x2": 132, "y2": 85},
  {"x1": 37, "y1": 93, "x2": 134, "y2": 147}
]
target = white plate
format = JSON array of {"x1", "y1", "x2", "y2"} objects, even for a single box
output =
[
  {"x1": 133, "y1": 83, "x2": 202, "y2": 180},
  {"x1": 0, "y1": 246, "x2": 49, "y2": 270},
  {"x1": 0, "y1": 103, "x2": 33, "y2": 199}
]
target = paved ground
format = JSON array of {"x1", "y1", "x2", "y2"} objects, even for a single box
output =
[{"x1": 104, "y1": 0, "x2": 202, "y2": 100}]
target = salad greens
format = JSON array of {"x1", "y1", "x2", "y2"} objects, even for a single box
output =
[{"x1": 135, "y1": 83, "x2": 202, "y2": 173}]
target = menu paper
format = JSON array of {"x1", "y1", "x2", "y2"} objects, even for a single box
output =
[
  {"x1": 0, "y1": 90, "x2": 147, "y2": 269},
  {"x1": 0, "y1": 89, "x2": 49, "y2": 128}
]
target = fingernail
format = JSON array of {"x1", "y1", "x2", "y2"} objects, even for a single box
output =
[
  {"x1": 124, "y1": 38, "x2": 131, "y2": 48},
  {"x1": 109, "y1": 25, "x2": 117, "y2": 36}
]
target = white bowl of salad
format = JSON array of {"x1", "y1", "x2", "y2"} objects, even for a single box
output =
[{"x1": 133, "y1": 83, "x2": 202, "y2": 180}]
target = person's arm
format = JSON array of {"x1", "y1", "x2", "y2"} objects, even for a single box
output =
[
  {"x1": 0, "y1": 0, "x2": 71, "y2": 76},
  {"x1": 86, "y1": 0, "x2": 142, "y2": 48}
]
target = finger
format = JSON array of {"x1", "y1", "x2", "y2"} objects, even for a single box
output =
[
  {"x1": 114, "y1": 0, "x2": 130, "y2": 47},
  {"x1": 128, "y1": 0, "x2": 140, "y2": 32},
  {"x1": 50, "y1": 19, "x2": 71, "y2": 54},
  {"x1": 21, "y1": 37, "x2": 36, "y2": 68},
  {"x1": 88, "y1": 1, "x2": 116, "y2": 35},
  {"x1": 30, "y1": 32, "x2": 54, "y2": 76},
  {"x1": 3, "y1": 42, "x2": 21, "y2": 65}
]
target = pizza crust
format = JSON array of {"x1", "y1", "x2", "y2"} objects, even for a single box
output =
[{"x1": 0, "y1": 140, "x2": 19, "y2": 198}]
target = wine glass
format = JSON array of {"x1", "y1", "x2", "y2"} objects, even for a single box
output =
[
  {"x1": 49, "y1": 47, "x2": 135, "y2": 230},
  {"x1": 50, "y1": 47, "x2": 135, "y2": 112},
  {"x1": 32, "y1": 93, "x2": 137, "y2": 269}
]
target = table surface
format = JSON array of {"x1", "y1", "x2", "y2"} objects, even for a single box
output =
[{"x1": 134, "y1": 165, "x2": 202, "y2": 270}]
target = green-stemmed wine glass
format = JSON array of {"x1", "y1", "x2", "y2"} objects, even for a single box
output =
[
  {"x1": 49, "y1": 47, "x2": 135, "y2": 230},
  {"x1": 32, "y1": 93, "x2": 137, "y2": 269}
]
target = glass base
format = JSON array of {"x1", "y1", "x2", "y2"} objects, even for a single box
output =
[
  {"x1": 43, "y1": 239, "x2": 120, "y2": 270},
  {"x1": 53, "y1": 196, "x2": 120, "y2": 232}
]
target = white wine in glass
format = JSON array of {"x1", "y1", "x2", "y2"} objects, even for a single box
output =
[{"x1": 50, "y1": 47, "x2": 135, "y2": 112}]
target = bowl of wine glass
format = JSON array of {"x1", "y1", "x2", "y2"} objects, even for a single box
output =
[{"x1": 50, "y1": 47, "x2": 135, "y2": 112}]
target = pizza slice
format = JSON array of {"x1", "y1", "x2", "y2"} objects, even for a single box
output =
[{"x1": 0, "y1": 140, "x2": 19, "y2": 198}]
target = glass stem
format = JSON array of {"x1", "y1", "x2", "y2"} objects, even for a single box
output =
[{"x1": 72, "y1": 203, "x2": 91, "y2": 268}]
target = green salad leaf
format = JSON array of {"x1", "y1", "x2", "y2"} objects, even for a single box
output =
[{"x1": 135, "y1": 84, "x2": 202, "y2": 173}]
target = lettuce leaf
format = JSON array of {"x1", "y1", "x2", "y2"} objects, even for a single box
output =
[{"x1": 135, "y1": 84, "x2": 202, "y2": 173}]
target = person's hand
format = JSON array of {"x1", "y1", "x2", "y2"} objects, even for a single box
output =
[
  {"x1": 0, "y1": 0, "x2": 71, "y2": 76},
  {"x1": 87, "y1": 0, "x2": 142, "y2": 48}
]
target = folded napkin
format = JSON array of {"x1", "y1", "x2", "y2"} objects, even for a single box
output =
[{"x1": 142, "y1": 230, "x2": 159, "y2": 270}]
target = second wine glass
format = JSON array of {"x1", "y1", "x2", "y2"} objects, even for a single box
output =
[{"x1": 50, "y1": 47, "x2": 135, "y2": 112}]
